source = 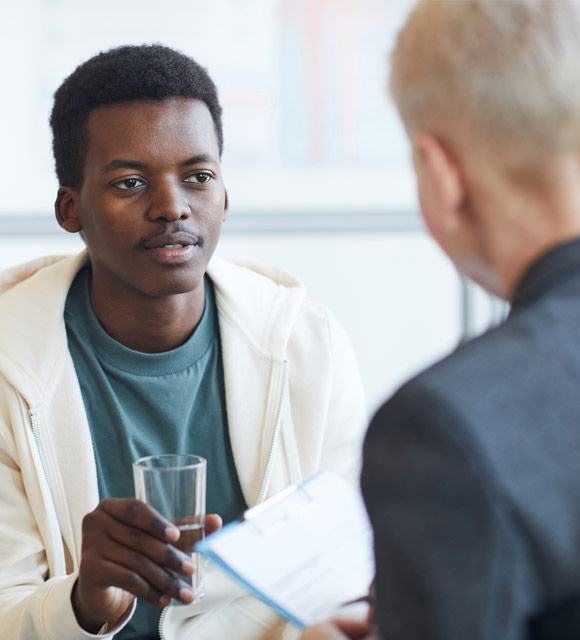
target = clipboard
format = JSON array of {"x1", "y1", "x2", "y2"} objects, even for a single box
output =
[{"x1": 195, "y1": 471, "x2": 375, "y2": 629}]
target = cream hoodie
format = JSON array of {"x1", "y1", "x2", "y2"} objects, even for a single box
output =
[{"x1": 0, "y1": 251, "x2": 366, "y2": 640}]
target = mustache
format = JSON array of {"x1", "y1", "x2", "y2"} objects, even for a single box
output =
[{"x1": 140, "y1": 226, "x2": 202, "y2": 250}]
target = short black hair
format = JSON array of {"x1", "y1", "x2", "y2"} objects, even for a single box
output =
[{"x1": 50, "y1": 43, "x2": 223, "y2": 188}]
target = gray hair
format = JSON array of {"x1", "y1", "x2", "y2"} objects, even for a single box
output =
[{"x1": 390, "y1": 0, "x2": 580, "y2": 160}]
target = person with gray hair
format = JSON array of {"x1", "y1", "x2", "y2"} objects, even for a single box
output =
[{"x1": 302, "y1": 1, "x2": 580, "y2": 639}]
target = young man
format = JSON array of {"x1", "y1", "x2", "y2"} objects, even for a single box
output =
[
  {"x1": 304, "y1": 1, "x2": 580, "y2": 639},
  {"x1": 0, "y1": 45, "x2": 366, "y2": 639}
]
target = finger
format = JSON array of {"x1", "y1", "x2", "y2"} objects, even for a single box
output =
[
  {"x1": 77, "y1": 535, "x2": 195, "y2": 611},
  {"x1": 99, "y1": 498, "x2": 179, "y2": 542},
  {"x1": 104, "y1": 499, "x2": 179, "y2": 542},
  {"x1": 301, "y1": 622, "x2": 350, "y2": 640},
  {"x1": 97, "y1": 534, "x2": 196, "y2": 594},
  {"x1": 83, "y1": 556, "x2": 193, "y2": 607},
  {"x1": 97, "y1": 511, "x2": 195, "y2": 577},
  {"x1": 205, "y1": 513, "x2": 222, "y2": 535},
  {"x1": 332, "y1": 618, "x2": 372, "y2": 639}
]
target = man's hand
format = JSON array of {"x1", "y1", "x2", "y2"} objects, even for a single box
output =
[
  {"x1": 72, "y1": 498, "x2": 222, "y2": 633},
  {"x1": 301, "y1": 619, "x2": 372, "y2": 640}
]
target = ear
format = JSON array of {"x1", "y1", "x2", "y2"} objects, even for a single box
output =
[
  {"x1": 412, "y1": 133, "x2": 465, "y2": 240},
  {"x1": 55, "y1": 187, "x2": 83, "y2": 234},
  {"x1": 222, "y1": 189, "x2": 229, "y2": 222}
]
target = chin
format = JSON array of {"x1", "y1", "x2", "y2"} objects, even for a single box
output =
[{"x1": 141, "y1": 272, "x2": 204, "y2": 298}]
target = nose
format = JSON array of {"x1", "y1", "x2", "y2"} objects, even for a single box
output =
[{"x1": 147, "y1": 180, "x2": 190, "y2": 222}]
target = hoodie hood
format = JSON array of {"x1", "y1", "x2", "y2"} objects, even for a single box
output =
[
  {"x1": 208, "y1": 256, "x2": 306, "y2": 358},
  {"x1": 0, "y1": 252, "x2": 89, "y2": 407},
  {"x1": 0, "y1": 251, "x2": 306, "y2": 406}
]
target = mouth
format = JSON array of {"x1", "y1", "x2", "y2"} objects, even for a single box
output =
[
  {"x1": 142, "y1": 232, "x2": 201, "y2": 265},
  {"x1": 143, "y1": 231, "x2": 200, "y2": 250}
]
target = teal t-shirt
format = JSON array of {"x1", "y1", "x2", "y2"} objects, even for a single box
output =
[{"x1": 64, "y1": 266, "x2": 247, "y2": 640}]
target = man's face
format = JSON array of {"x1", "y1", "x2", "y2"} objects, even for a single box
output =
[{"x1": 68, "y1": 97, "x2": 227, "y2": 300}]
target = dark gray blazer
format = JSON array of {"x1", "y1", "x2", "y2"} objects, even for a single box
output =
[{"x1": 361, "y1": 238, "x2": 580, "y2": 640}]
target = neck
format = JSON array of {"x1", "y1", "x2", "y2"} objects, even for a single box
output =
[
  {"x1": 89, "y1": 276, "x2": 205, "y2": 353},
  {"x1": 500, "y1": 227, "x2": 580, "y2": 300},
  {"x1": 463, "y1": 151, "x2": 580, "y2": 300}
]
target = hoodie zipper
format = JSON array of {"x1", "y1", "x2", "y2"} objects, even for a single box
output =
[
  {"x1": 30, "y1": 410, "x2": 53, "y2": 494},
  {"x1": 159, "y1": 359, "x2": 289, "y2": 640},
  {"x1": 256, "y1": 359, "x2": 288, "y2": 505},
  {"x1": 159, "y1": 607, "x2": 168, "y2": 639},
  {"x1": 30, "y1": 409, "x2": 70, "y2": 579}
]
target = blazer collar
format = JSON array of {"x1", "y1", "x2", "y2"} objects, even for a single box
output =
[{"x1": 511, "y1": 236, "x2": 580, "y2": 311}]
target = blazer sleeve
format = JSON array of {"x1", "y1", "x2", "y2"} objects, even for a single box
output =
[{"x1": 361, "y1": 381, "x2": 537, "y2": 640}]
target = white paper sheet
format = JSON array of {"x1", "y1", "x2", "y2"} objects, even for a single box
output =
[{"x1": 195, "y1": 471, "x2": 375, "y2": 628}]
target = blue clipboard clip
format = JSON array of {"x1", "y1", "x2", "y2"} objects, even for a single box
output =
[{"x1": 243, "y1": 483, "x2": 315, "y2": 536}]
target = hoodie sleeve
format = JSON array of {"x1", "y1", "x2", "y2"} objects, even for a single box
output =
[
  {"x1": 285, "y1": 301, "x2": 368, "y2": 487},
  {"x1": 317, "y1": 309, "x2": 368, "y2": 485},
  {"x1": 0, "y1": 382, "x2": 132, "y2": 640}
]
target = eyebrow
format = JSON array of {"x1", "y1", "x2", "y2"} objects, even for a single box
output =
[
  {"x1": 103, "y1": 154, "x2": 217, "y2": 174},
  {"x1": 181, "y1": 154, "x2": 216, "y2": 166},
  {"x1": 103, "y1": 159, "x2": 144, "y2": 173}
]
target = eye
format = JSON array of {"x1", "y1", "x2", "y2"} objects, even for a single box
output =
[
  {"x1": 113, "y1": 177, "x2": 146, "y2": 190},
  {"x1": 185, "y1": 172, "x2": 213, "y2": 185}
]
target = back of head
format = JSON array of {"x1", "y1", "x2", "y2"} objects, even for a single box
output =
[
  {"x1": 50, "y1": 44, "x2": 223, "y2": 189},
  {"x1": 390, "y1": 0, "x2": 580, "y2": 165}
]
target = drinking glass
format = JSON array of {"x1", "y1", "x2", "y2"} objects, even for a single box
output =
[{"x1": 133, "y1": 453, "x2": 207, "y2": 605}]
